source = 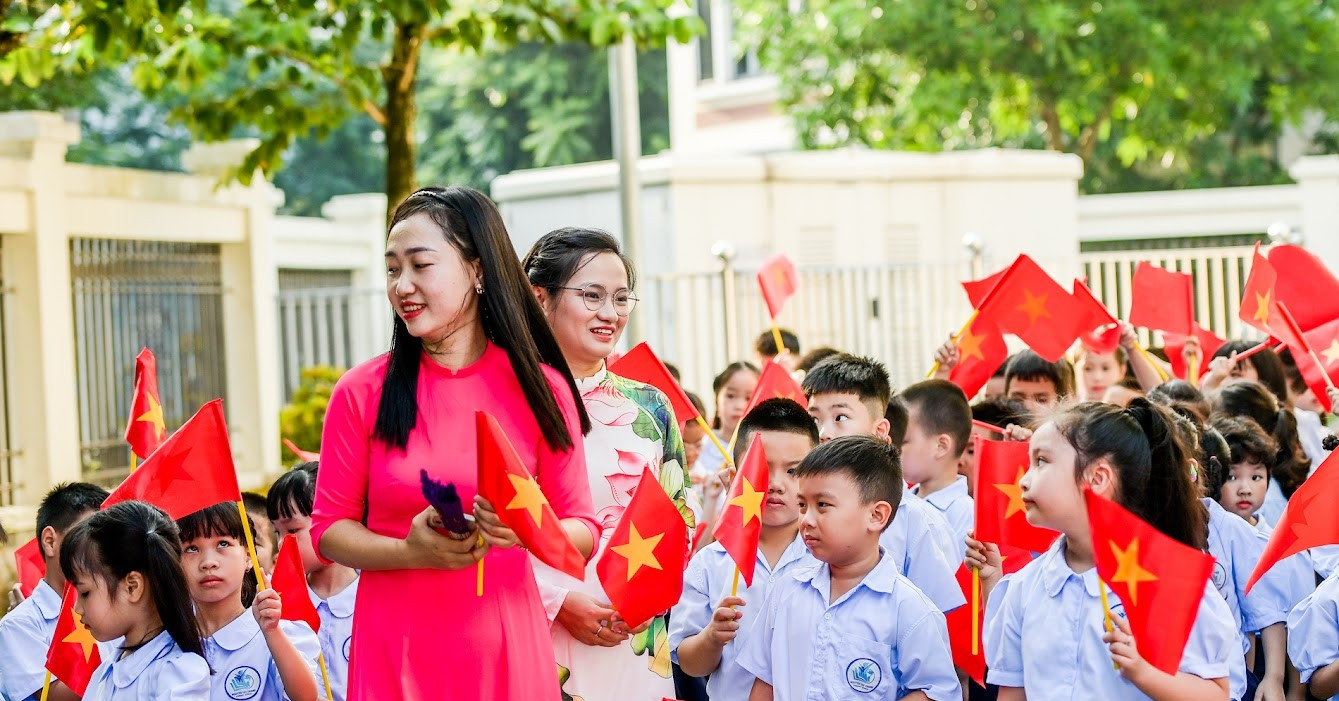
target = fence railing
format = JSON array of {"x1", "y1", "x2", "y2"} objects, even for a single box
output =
[{"x1": 275, "y1": 285, "x2": 386, "y2": 399}]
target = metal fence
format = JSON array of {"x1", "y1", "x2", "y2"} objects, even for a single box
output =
[
  {"x1": 70, "y1": 238, "x2": 229, "y2": 486},
  {"x1": 276, "y1": 270, "x2": 379, "y2": 399}
]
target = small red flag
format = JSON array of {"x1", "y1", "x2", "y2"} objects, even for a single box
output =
[
  {"x1": 46, "y1": 583, "x2": 103, "y2": 696},
  {"x1": 608, "y1": 342, "x2": 700, "y2": 422},
  {"x1": 596, "y1": 469, "x2": 688, "y2": 629},
  {"x1": 1267, "y1": 244, "x2": 1339, "y2": 332},
  {"x1": 974, "y1": 255, "x2": 1083, "y2": 362},
  {"x1": 282, "y1": 438, "x2": 319, "y2": 462},
  {"x1": 125, "y1": 348, "x2": 167, "y2": 460},
  {"x1": 1248, "y1": 449, "x2": 1339, "y2": 593},
  {"x1": 972, "y1": 437, "x2": 1059, "y2": 553},
  {"x1": 713, "y1": 434, "x2": 769, "y2": 586},
  {"x1": 1163, "y1": 323, "x2": 1227, "y2": 381},
  {"x1": 103, "y1": 399, "x2": 242, "y2": 520},
  {"x1": 948, "y1": 314, "x2": 1009, "y2": 399},
  {"x1": 946, "y1": 550, "x2": 1032, "y2": 687},
  {"x1": 962, "y1": 269, "x2": 1008, "y2": 308},
  {"x1": 743, "y1": 360, "x2": 806, "y2": 416},
  {"x1": 757, "y1": 254, "x2": 799, "y2": 319},
  {"x1": 1129, "y1": 262, "x2": 1195, "y2": 335},
  {"x1": 15, "y1": 537, "x2": 44, "y2": 597},
  {"x1": 1072, "y1": 280, "x2": 1121, "y2": 355},
  {"x1": 1290, "y1": 317, "x2": 1339, "y2": 413},
  {"x1": 1265, "y1": 301, "x2": 1323, "y2": 405},
  {"x1": 1239, "y1": 243, "x2": 1278, "y2": 334},
  {"x1": 272, "y1": 534, "x2": 321, "y2": 633},
  {"x1": 475, "y1": 411, "x2": 587, "y2": 579},
  {"x1": 1085, "y1": 489, "x2": 1215, "y2": 675}
]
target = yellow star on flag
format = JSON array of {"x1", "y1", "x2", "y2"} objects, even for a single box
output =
[
  {"x1": 506, "y1": 473, "x2": 549, "y2": 526},
  {"x1": 956, "y1": 327, "x2": 987, "y2": 363},
  {"x1": 1109, "y1": 538, "x2": 1159, "y2": 606},
  {"x1": 136, "y1": 394, "x2": 166, "y2": 440},
  {"x1": 63, "y1": 611, "x2": 99, "y2": 662},
  {"x1": 728, "y1": 475, "x2": 765, "y2": 527},
  {"x1": 1322, "y1": 340, "x2": 1339, "y2": 367},
  {"x1": 1014, "y1": 289, "x2": 1051, "y2": 325},
  {"x1": 1253, "y1": 290, "x2": 1272, "y2": 325},
  {"x1": 612, "y1": 524, "x2": 665, "y2": 580},
  {"x1": 993, "y1": 467, "x2": 1028, "y2": 519}
]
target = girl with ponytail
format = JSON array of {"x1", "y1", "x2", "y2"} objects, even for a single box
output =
[{"x1": 60, "y1": 500, "x2": 209, "y2": 700}]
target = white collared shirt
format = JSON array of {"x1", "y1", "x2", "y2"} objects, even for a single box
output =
[
  {"x1": 203, "y1": 610, "x2": 321, "y2": 701},
  {"x1": 1287, "y1": 569, "x2": 1339, "y2": 701},
  {"x1": 879, "y1": 492, "x2": 967, "y2": 613},
  {"x1": 1202, "y1": 499, "x2": 1290, "y2": 653},
  {"x1": 0, "y1": 579, "x2": 62, "y2": 700},
  {"x1": 82, "y1": 631, "x2": 209, "y2": 701},
  {"x1": 913, "y1": 475, "x2": 973, "y2": 561},
  {"x1": 669, "y1": 534, "x2": 814, "y2": 701},
  {"x1": 309, "y1": 577, "x2": 359, "y2": 701},
  {"x1": 737, "y1": 549, "x2": 961, "y2": 701}
]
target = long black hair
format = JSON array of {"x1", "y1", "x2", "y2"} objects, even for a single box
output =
[
  {"x1": 178, "y1": 503, "x2": 259, "y2": 608},
  {"x1": 375, "y1": 186, "x2": 589, "y2": 451},
  {"x1": 60, "y1": 501, "x2": 205, "y2": 656}
]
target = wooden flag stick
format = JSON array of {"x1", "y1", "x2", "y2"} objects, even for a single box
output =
[
  {"x1": 731, "y1": 566, "x2": 741, "y2": 598},
  {"x1": 130, "y1": 454, "x2": 137, "y2": 472},
  {"x1": 39, "y1": 671, "x2": 51, "y2": 701},
  {"x1": 972, "y1": 419, "x2": 1007, "y2": 435},
  {"x1": 1232, "y1": 339, "x2": 1279, "y2": 364},
  {"x1": 1098, "y1": 578, "x2": 1119, "y2": 670},
  {"x1": 971, "y1": 568, "x2": 981, "y2": 656},
  {"x1": 318, "y1": 653, "x2": 334, "y2": 701},
  {"x1": 695, "y1": 415, "x2": 734, "y2": 468},
  {"x1": 770, "y1": 325, "x2": 786, "y2": 361},
  {"x1": 927, "y1": 310, "x2": 980, "y2": 378},
  {"x1": 476, "y1": 533, "x2": 485, "y2": 597},
  {"x1": 1134, "y1": 344, "x2": 1170, "y2": 382},
  {"x1": 237, "y1": 501, "x2": 269, "y2": 590},
  {"x1": 1188, "y1": 354, "x2": 1200, "y2": 387}
]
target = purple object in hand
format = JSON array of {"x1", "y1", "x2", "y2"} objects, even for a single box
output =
[{"x1": 420, "y1": 470, "x2": 471, "y2": 536}]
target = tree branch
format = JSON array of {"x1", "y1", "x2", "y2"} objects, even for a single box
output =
[
  {"x1": 1076, "y1": 100, "x2": 1114, "y2": 164},
  {"x1": 1040, "y1": 102, "x2": 1066, "y2": 152},
  {"x1": 253, "y1": 44, "x2": 386, "y2": 126}
]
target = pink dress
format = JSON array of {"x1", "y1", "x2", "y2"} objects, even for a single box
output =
[{"x1": 311, "y1": 342, "x2": 598, "y2": 701}]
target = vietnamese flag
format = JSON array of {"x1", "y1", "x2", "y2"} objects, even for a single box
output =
[
  {"x1": 125, "y1": 348, "x2": 167, "y2": 460},
  {"x1": 103, "y1": 399, "x2": 242, "y2": 520},
  {"x1": 1265, "y1": 301, "x2": 1327, "y2": 402},
  {"x1": 1072, "y1": 280, "x2": 1121, "y2": 355},
  {"x1": 46, "y1": 583, "x2": 102, "y2": 696},
  {"x1": 1163, "y1": 323, "x2": 1227, "y2": 381},
  {"x1": 713, "y1": 434, "x2": 769, "y2": 586},
  {"x1": 743, "y1": 360, "x2": 806, "y2": 415},
  {"x1": 609, "y1": 342, "x2": 699, "y2": 422},
  {"x1": 962, "y1": 269, "x2": 1008, "y2": 308},
  {"x1": 1239, "y1": 243, "x2": 1278, "y2": 334},
  {"x1": 948, "y1": 314, "x2": 1009, "y2": 399},
  {"x1": 973, "y1": 254, "x2": 1082, "y2": 362},
  {"x1": 1248, "y1": 449, "x2": 1339, "y2": 593},
  {"x1": 14, "y1": 537, "x2": 44, "y2": 597},
  {"x1": 1267, "y1": 244, "x2": 1339, "y2": 332},
  {"x1": 973, "y1": 437, "x2": 1058, "y2": 553},
  {"x1": 596, "y1": 469, "x2": 688, "y2": 628},
  {"x1": 1085, "y1": 489, "x2": 1214, "y2": 675},
  {"x1": 476, "y1": 411, "x2": 587, "y2": 580},
  {"x1": 757, "y1": 254, "x2": 799, "y2": 319},
  {"x1": 272, "y1": 534, "x2": 321, "y2": 633},
  {"x1": 1291, "y1": 317, "x2": 1339, "y2": 413},
  {"x1": 946, "y1": 550, "x2": 1031, "y2": 686},
  {"x1": 1129, "y1": 263, "x2": 1195, "y2": 335}
]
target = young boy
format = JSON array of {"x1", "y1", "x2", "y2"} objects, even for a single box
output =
[
  {"x1": 0, "y1": 482, "x2": 109, "y2": 701},
  {"x1": 670, "y1": 398, "x2": 818, "y2": 701},
  {"x1": 267, "y1": 462, "x2": 359, "y2": 701},
  {"x1": 738, "y1": 435, "x2": 961, "y2": 701},
  {"x1": 755, "y1": 328, "x2": 802, "y2": 372},
  {"x1": 802, "y1": 354, "x2": 966, "y2": 613},
  {"x1": 1003, "y1": 350, "x2": 1074, "y2": 416},
  {"x1": 900, "y1": 379, "x2": 974, "y2": 560}
]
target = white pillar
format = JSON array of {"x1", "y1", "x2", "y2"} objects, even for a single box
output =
[{"x1": 1289, "y1": 155, "x2": 1339, "y2": 270}]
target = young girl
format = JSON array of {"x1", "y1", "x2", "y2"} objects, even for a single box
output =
[
  {"x1": 267, "y1": 463, "x2": 359, "y2": 701},
  {"x1": 178, "y1": 503, "x2": 321, "y2": 701},
  {"x1": 60, "y1": 501, "x2": 210, "y2": 700},
  {"x1": 1212, "y1": 381, "x2": 1310, "y2": 525},
  {"x1": 976, "y1": 399, "x2": 1239, "y2": 700},
  {"x1": 696, "y1": 361, "x2": 759, "y2": 519}
]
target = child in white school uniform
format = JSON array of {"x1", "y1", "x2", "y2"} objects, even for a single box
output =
[
  {"x1": 0, "y1": 482, "x2": 108, "y2": 701},
  {"x1": 738, "y1": 435, "x2": 961, "y2": 701},
  {"x1": 977, "y1": 399, "x2": 1239, "y2": 701},
  {"x1": 178, "y1": 503, "x2": 322, "y2": 701},
  {"x1": 60, "y1": 501, "x2": 211, "y2": 701},
  {"x1": 267, "y1": 462, "x2": 360, "y2": 701},
  {"x1": 670, "y1": 398, "x2": 819, "y2": 701},
  {"x1": 900, "y1": 379, "x2": 975, "y2": 561},
  {"x1": 1286, "y1": 569, "x2": 1339, "y2": 700}
]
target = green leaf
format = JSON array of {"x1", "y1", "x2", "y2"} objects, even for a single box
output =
[{"x1": 631, "y1": 411, "x2": 662, "y2": 442}]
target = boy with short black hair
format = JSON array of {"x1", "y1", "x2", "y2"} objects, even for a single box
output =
[
  {"x1": 0, "y1": 482, "x2": 109, "y2": 701},
  {"x1": 738, "y1": 435, "x2": 960, "y2": 701},
  {"x1": 755, "y1": 328, "x2": 802, "y2": 372},
  {"x1": 900, "y1": 379, "x2": 974, "y2": 559},
  {"x1": 1003, "y1": 350, "x2": 1074, "y2": 415}
]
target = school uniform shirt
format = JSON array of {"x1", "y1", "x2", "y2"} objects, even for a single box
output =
[
  {"x1": 310, "y1": 578, "x2": 358, "y2": 701},
  {"x1": 1286, "y1": 570, "x2": 1339, "y2": 701},
  {"x1": 879, "y1": 492, "x2": 968, "y2": 613},
  {"x1": 81, "y1": 631, "x2": 210, "y2": 701},
  {"x1": 1253, "y1": 517, "x2": 1317, "y2": 611},
  {"x1": 1313, "y1": 546, "x2": 1339, "y2": 580},
  {"x1": 0, "y1": 579, "x2": 61, "y2": 701},
  {"x1": 202, "y1": 610, "x2": 322, "y2": 701},
  {"x1": 736, "y1": 549, "x2": 961, "y2": 701},
  {"x1": 984, "y1": 537, "x2": 1238, "y2": 701},
  {"x1": 1202, "y1": 499, "x2": 1291, "y2": 647},
  {"x1": 912, "y1": 475, "x2": 973, "y2": 562},
  {"x1": 1257, "y1": 478, "x2": 1288, "y2": 528},
  {"x1": 668, "y1": 534, "x2": 814, "y2": 701},
  {"x1": 1295, "y1": 407, "x2": 1330, "y2": 477}
]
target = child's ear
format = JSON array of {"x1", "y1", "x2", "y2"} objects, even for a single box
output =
[
  {"x1": 40, "y1": 525, "x2": 58, "y2": 560},
  {"x1": 1086, "y1": 459, "x2": 1117, "y2": 499},
  {"x1": 872, "y1": 418, "x2": 891, "y2": 441},
  {"x1": 123, "y1": 572, "x2": 147, "y2": 604},
  {"x1": 934, "y1": 433, "x2": 953, "y2": 459},
  {"x1": 869, "y1": 500, "x2": 894, "y2": 532}
]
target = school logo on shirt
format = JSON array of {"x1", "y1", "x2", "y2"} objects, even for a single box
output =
[
  {"x1": 225, "y1": 666, "x2": 262, "y2": 700},
  {"x1": 1211, "y1": 562, "x2": 1228, "y2": 592},
  {"x1": 846, "y1": 658, "x2": 882, "y2": 693},
  {"x1": 342, "y1": 636, "x2": 352, "y2": 661}
]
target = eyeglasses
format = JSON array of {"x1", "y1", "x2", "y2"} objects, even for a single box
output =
[{"x1": 557, "y1": 284, "x2": 638, "y2": 316}]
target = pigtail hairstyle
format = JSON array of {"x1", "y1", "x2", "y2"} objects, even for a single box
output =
[
  {"x1": 375, "y1": 186, "x2": 589, "y2": 452},
  {"x1": 60, "y1": 501, "x2": 205, "y2": 657},
  {"x1": 1211, "y1": 381, "x2": 1308, "y2": 497}
]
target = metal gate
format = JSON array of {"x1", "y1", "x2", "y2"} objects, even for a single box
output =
[{"x1": 276, "y1": 269, "x2": 358, "y2": 400}]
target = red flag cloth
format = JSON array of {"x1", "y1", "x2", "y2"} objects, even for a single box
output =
[
  {"x1": 608, "y1": 342, "x2": 700, "y2": 422},
  {"x1": 272, "y1": 534, "x2": 321, "y2": 633},
  {"x1": 757, "y1": 254, "x2": 799, "y2": 319},
  {"x1": 1072, "y1": 280, "x2": 1121, "y2": 355},
  {"x1": 1085, "y1": 489, "x2": 1215, "y2": 676},
  {"x1": 1128, "y1": 263, "x2": 1195, "y2": 335},
  {"x1": 1163, "y1": 323, "x2": 1227, "y2": 381},
  {"x1": 475, "y1": 411, "x2": 587, "y2": 579},
  {"x1": 1265, "y1": 301, "x2": 1315, "y2": 369},
  {"x1": 1291, "y1": 317, "x2": 1339, "y2": 413},
  {"x1": 1267, "y1": 244, "x2": 1339, "y2": 332},
  {"x1": 103, "y1": 399, "x2": 242, "y2": 520},
  {"x1": 962, "y1": 268, "x2": 1008, "y2": 308},
  {"x1": 972, "y1": 437, "x2": 1059, "y2": 553},
  {"x1": 973, "y1": 255, "x2": 1083, "y2": 362},
  {"x1": 596, "y1": 469, "x2": 688, "y2": 629},
  {"x1": 1239, "y1": 243, "x2": 1278, "y2": 334},
  {"x1": 46, "y1": 583, "x2": 102, "y2": 696},
  {"x1": 282, "y1": 438, "x2": 319, "y2": 462},
  {"x1": 1248, "y1": 449, "x2": 1339, "y2": 592},
  {"x1": 125, "y1": 348, "x2": 167, "y2": 460},
  {"x1": 948, "y1": 314, "x2": 1009, "y2": 399},
  {"x1": 743, "y1": 360, "x2": 806, "y2": 415},
  {"x1": 712, "y1": 434, "x2": 769, "y2": 586},
  {"x1": 691, "y1": 522, "x2": 709, "y2": 552},
  {"x1": 14, "y1": 536, "x2": 44, "y2": 597}
]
